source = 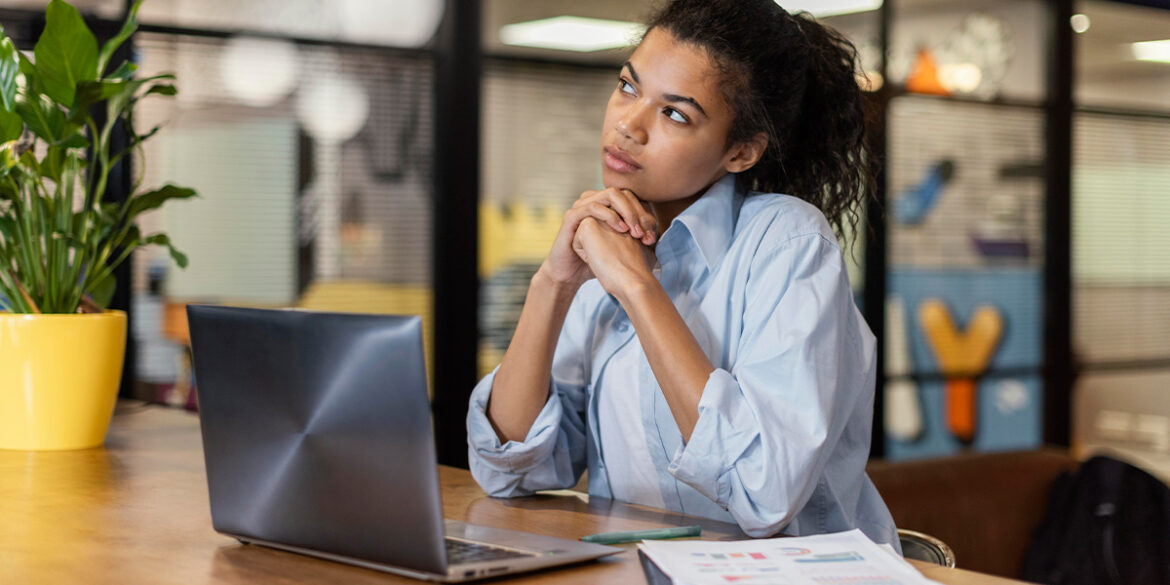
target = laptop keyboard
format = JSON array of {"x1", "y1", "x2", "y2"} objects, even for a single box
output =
[{"x1": 445, "y1": 538, "x2": 536, "y2": 564}]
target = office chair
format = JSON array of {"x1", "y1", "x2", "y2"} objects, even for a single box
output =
[{"x1": 899, "y1": 528, "x2": 956, "y2": 568}]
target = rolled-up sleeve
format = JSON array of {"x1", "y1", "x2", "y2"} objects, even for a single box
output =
[
  {"x1": 668, "y1": 233, "x2": 869, "y2": 537},
  {"x1": 466, "y1": 287, "x2": 594, "y2": 497}
]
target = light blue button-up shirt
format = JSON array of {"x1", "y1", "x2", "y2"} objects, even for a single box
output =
[{"x1": 466, "y1": 174, "x2": 899, "y2": 548}]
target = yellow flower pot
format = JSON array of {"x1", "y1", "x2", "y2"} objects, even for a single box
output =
[{"x1": 0, "y1": 310, "x2": 127, "y2": 450}]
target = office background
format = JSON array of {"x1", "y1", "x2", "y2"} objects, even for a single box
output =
[{"x1": 1, "y1": 0, "x2": 1166, "y2": 474}]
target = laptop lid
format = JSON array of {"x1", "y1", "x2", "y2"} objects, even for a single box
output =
[{"x1": 188, "y1": 305, "x2": 448, "y2": 575}]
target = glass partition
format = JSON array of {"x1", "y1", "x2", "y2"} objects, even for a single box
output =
[
  {"x1": 884, "y1": 95, "x2": 1046, "y2": 459},
  {"x1": 1069, "y1": 0, "x2": 1170, "y2": 480},
  {"x1": 131, "y1": 32, "x2": 435, "y2": 405},
  {"x1": 890, "y1": 0, "x2": 1045, "y2": 102},
  {"x1": 1074, "y1": 0, "x2": 1170, "y2": 111},
  {"x1": 883, "y1": 0, "x2": 1050, "y2": 463}
]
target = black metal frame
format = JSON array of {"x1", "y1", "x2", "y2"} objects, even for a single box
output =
[
  {"x1": 862, "y1": 0, "x2": 893, "y2": 459},
  {"x1": 430, "y1": 0, "x2": 481, "y2": 468},
  {"x1": 1043, "y1": 0, "x2": 1075, "y2": 447}
]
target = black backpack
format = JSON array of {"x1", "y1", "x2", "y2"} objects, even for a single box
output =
[{"x1": 1022, "y1": 455, "x2": 1170, "y2": 585}]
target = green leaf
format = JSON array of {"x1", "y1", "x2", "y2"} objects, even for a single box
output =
[
  {"x1": 18, "y1": 149, "x2": 40, "y2": 174},
  {"x1": 34, "y1": 0, "x2": 99, "y2": 107},
  {"x1": 41, "y1": 145, "x2": 65, "y2": 182},
  {"x1": 88, "y1": 271, "x2": 116, "y2": 308},
  {"x1": 133, "y1": 124, "x2": 160, "y2": 144},
  {"x1": 0, "y1": 215, "x2": 16, "y2": 243},
  {"x1": 0, "y1": 149, "x2": 17, "y2": 178},
  {"x1": 144, "y1": 233, "x2": 188, "y2": 269},
  {"x1": 123, "y1": 184, "x2": 197, "y2": 222},
  {"x1": 77, "y1": 207, "x2": 116, "y2": 246},
  {"x1": 113, "y1": 223, "x2": 141, "y2": 249},
  {"x1": 138, "y1": 73, "x2": 176, "y2": 83},
  {"x1": 70, "y1": 79, "x2": 124, "y2": 122},
  {"x1": 17, "y1": 51, "x2": 38, "y2": 97},
  {"x1": 54, "y1": 132, "x2": 88, "y2": 149},
  {"x1": 106, "y1": 61, "x2": 137, "y2": 81},
  {"x1": 74, "y1": 79, "x2": 125, "y2": 104},
  {"x1": 91, "y1": 74, "x2": 175, "y2": 123},
  {"x1": 144, "y1": 84, "x2": 177, "y2": 98},
  {"x1": 97, "y1": 0, "x2": 142, "y2": 77},
  {"x1": 0, "y1": 110, "x2": 21, "y2": 143},
  {"x1": 18, "y1": 50, "x2": 34, "y2": 76},
  {"x1": 16, "y1": 95, "x2": 67, "y2": 142},
  {"x1": 0, "y1": 38, "x2": 20, "y2": 112},
  {"x1": 55, "y1": 230, "x2": 86, "y2": 249}
]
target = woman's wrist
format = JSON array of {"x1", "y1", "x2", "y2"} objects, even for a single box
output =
[
  {"x1": 531, "y1": 265, "x2": 583, "y2": 303},
  {"x1": 613, "y1": 268, "x2": 662, "y2": 308}
]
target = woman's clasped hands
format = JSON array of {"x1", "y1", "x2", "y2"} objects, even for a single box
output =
[{"x1": 537, "y1": 188, "x2": 659, "y2": 298}]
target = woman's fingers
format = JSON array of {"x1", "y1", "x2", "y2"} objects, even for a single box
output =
[
  {"x1": 605, "y1": 190, "x2": 648, "y2": 238},
  {"x1": 631, "y1": 193, "x2": 659, "y2": 238},
  {"x1": 569, "y1": 198, "x2": 628, "y2": 234},
  {"x1": 613, "y1": 189, "x2": 659, "y2": 239},
  {"x1": 614, "y1": 189, "x2": 658, "y2": 244},
  {"x1": 571, "y1": 222, "x2": 589, "y2": 263},
  {"x1": 574, "y1": 188, "x2": 658, "y2": 243}
]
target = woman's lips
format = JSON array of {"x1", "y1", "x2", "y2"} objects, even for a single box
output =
[{"x1": 603, "y1": 147, "x2": 641, "y2": 173}]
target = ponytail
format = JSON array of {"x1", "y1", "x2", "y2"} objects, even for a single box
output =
[{"x1": 646, "y1": 0, "x2": 875, "y2": 239}]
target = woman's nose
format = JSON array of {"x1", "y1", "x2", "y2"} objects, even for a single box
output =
[{"x1": 615, "y1": 102, "x2": 651, "y2": 145}]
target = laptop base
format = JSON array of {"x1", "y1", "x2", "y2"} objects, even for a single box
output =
[{"x1": 231, "y1": 520, "x2": 619, "y2": 582}]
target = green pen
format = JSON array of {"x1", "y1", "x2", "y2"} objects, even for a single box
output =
[{"x1": 580, "y1": 524, "x2": 702, "y2": 545}]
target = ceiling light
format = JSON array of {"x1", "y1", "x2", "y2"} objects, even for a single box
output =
[
  {"x1": 296, "y1": 67, "x2": 370, "y2": 144},
  {"x1": 779, "y1": 0, "x2": 882, "y2": 18},
  {"x1": 1132, "y1": 40, "x2": 1170, "y2": 63},
  {"x1": 1070, "y1": 14, "x2": 1090, "y2": 34},
  {"x1": 500, "y1": 16, "x2": 644, "y2": 53},
  {"x1": 220, "y1": 37, "x2": 298, "y2": 108},
  {"x1": 336, "y1": 0, "x2": 443, "y2": 47}
]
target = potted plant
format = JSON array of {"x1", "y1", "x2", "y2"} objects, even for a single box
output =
[{"x1": 0, "y1": 0, "x2": 195, "y2": 450}]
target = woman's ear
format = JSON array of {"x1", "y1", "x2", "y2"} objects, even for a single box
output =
[{"x1": 723, "y1": 132, "x2": 768, "y2": 174}]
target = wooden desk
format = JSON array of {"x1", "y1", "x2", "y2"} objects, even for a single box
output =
[{"x1": 0, "y1": 404, "x2": 1027, "y2": 584}]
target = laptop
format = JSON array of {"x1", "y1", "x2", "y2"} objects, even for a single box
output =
[{"x1": 187, "y1": 305, "x2": 620, "y2": 581}]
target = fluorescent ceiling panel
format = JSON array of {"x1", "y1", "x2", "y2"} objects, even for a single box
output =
[
  {"x1": 779, "y1": 0, "x2": 882, "y2": 18},
  {"x1": 499, "y1": 16, "x2": 645, "y2": 53},
  {"x1": 1132, "y1": 40, "x2": 1170, "y2": 64}
]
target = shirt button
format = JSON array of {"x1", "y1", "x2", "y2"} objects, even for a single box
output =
[{"x1": 616, "y1": 321, "x2": 629, "y2": 332}]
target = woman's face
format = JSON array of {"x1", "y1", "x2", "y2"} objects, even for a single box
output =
[{"x1": 600, "y1": 28, "x2": 757, "y2": 208}]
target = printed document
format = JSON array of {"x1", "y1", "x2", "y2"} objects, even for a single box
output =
[{"x1": 638, "y1": 529, "x2": 943, "y2": 585}]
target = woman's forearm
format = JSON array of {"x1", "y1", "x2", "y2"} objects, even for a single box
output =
[
  {"x1": 616, "y1": 275, "x2": 714, "y2": 441},
  {"x1": 487, "y1": 269, "x2": 580, "y2": 443}
]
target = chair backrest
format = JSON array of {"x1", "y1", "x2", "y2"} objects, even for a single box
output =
[
  {"x1": 867, "y1": 449, "x2": 1078, "y2": 578},
  {"x1": 898, "y1": 529, "x2": 956, "y2": 568}
]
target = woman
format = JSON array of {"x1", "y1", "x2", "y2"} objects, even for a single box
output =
[{"x1": 466, "y1": 0, "x2": 898, "y2": 547}]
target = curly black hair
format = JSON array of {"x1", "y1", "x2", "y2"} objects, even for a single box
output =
[{"x1": 646, "y1": 0, "x2": 876, "y2": 239}]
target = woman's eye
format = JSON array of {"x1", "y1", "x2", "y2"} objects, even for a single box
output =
[
  {"x1": 618, "y1": 79, "x2": 635, "y2": 95},
  {"x1": 665, "y1": 108, "x2": 688, "y2": 123}
]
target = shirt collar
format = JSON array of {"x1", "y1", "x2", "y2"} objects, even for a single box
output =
[{"x1": 666, "y1": 173, "x2": 743, "y2": 271}]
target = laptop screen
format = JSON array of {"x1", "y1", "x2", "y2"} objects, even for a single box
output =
[{"x1": 188, "y1": 305, "x2": 447, "y2": 574}]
